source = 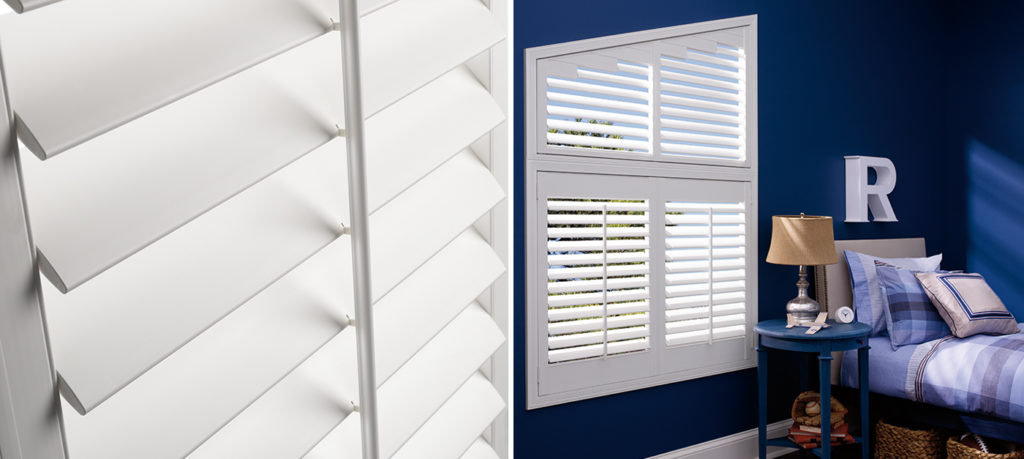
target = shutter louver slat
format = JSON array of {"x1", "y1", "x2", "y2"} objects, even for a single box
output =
[
  {"x1": 660, "y1": 70, "x2": 739, "y2": 92},
  {"x1": 369, "y1": 150, "x2": 504, "y2": 299},
  {"x1": 665, "y1": 201, "x2": 748, "y2": 347},
  {"x1": 366, "y1": 66, "x2": 504, "y2": 211},
  {"x1": 376, "y1": 304, "x2": 503, "y2": 457},
  {"x1": 0, "y1": 0, "x2": 341, "y2": 159},
  {"x1": 372, "y1": 230, "x2": 505, "y2": 382},
  {"x1": 660, "y1": 93, "x2": 740, "y2": 114},
  {"x1": 361, "y1": 0, "x2": 505, "y2": 116},
  {"x1": 391, "y1": 373, "x2": 504, "y2": 459},
  {"x1": 660, "y1": 57, "x2": 742, "y2": 81},
  {"x1": 47, "y1": 142, "x2": 350, "y2": 416},
  {"x1": 460, "y1": 439, "x2": 501, "y2": 459},
  {"x1": 183, "y1": 327, "x2": 361, "y2": 459}
]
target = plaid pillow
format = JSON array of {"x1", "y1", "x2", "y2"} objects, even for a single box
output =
[
  {"x1": 875, "y1": 263, "x2": 951, "y2": 349},
  {"x1": 845, "y1": 250, "x2": 943, "y2": 336}
]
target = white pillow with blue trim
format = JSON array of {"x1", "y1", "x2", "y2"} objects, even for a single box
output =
[
  {"x1": 915, "y1": 272, "x2": 1019, "y2": 338},
  {"x1": 844, "y1": 250, "x2": 943, "y2": 336}
]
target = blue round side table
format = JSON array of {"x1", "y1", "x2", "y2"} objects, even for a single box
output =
[{"x1": 755, "y1": 319, "x2": 871, "y2": 459}]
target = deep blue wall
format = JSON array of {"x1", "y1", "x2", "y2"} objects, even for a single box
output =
[
  {"x1": 943, "y1": 1, "x2": 1024, "y2": 320},
  {"x1": 514, "y1": 1, "x2": 959, "y2": 457}
]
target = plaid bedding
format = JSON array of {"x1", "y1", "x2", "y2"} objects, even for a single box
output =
[{"x1": 906, "y1": 324, "x2": 1024, "y2": 422}]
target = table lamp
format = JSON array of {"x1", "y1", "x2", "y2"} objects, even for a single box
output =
[{"x1": 766, "y1": 214, "x2": 838, "y2": 325}]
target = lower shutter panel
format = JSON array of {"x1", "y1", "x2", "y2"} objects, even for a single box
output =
[
  {"x1": 664, "y1": 202, "x2": 748, "y2": 347},
  {"x1": 545, "y1": 198, "x2": 652, "y2": 364}
]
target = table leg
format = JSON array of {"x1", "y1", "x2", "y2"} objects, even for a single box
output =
[
  {"x1": 819, "y1": 350, "x2": 833, "y2": 459},
  {"x1": 859, "y1": 345, "x2": 870, "y2": 459},
  {"x1": 757, "y1": 338, "x2": 767, "y2": 459}
]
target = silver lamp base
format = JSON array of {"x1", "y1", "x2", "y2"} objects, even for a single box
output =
[{"x1": 786, "y1": 265, "x2": 821, "y2": 325}]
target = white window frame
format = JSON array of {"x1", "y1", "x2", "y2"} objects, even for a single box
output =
[{"x1": 525, "y1": 15, "x2": 758, "y2": 409}]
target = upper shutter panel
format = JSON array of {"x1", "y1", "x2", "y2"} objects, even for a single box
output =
[
  {"x1": 535, "y1": 26, "x2": 749, "y2": 166},
  {"x1": 542, "y1": 55, "x2": 652, "y2": 156},
  {"x1": 545, "y1": 198, "x2": 652, "y2": 363},
  {"x1": 658, "y1": 32, "x2": 747, "y2": 162}
]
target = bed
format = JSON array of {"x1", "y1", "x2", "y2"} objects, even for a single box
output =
[{"x1": 816, "y1": 238, "x2": 1024, "y2": 441}]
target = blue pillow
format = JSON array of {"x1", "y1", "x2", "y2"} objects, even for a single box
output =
[
  {"x1": 844, "y1": 250, "x2": 943, "y2": 336},
  {"x1": 876, "y1": 264, "x2": 951, "y2": 349}
]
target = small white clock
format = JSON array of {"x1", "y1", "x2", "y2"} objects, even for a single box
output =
[{"x1": 836, "y1": 306, "x2": 856, "y2": 324}]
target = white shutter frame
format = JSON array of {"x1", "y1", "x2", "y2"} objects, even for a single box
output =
[{"x1": 525, "y1": 15, "x2": 757, "y2": 410}]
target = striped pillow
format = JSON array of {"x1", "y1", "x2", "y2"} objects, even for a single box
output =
[
  {"x1": 875, "y1": 263, "x2": 951, "y2": 349},
  {"x1": 844, "y1": 250, "x2": 943, "y2": 336}
]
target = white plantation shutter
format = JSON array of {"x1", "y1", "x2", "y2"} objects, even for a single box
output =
[
  {"x1": 545, "y1": 198, "x2": 652, "y2": 363},
  {"x1": 659, "y1": 178, "x2": 754, "y2": 376},
  {"x1": 663, "y1": 201, "x2": 749, "y2": 347},
  {"x1": 0, "y1": 0, "x2": 508, "y2": 458},
  {"x1": 526, "y1": 16, "x2": 756, "y2": 408},
  {"x1": 535, "y1": 173, "x2": 654, "y2": 396}
]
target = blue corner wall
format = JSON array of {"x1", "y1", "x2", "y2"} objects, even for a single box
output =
[
  {"x1": 943, "y1": 1, "x2": 1024, "y2": 320},
  {"x1": 514, "y1": 1, "x2": 966, "y2": 457}
]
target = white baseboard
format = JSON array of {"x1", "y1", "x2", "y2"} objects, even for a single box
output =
[{"x1": 648, "y1": 420, "x2": 793, "y2": 459}]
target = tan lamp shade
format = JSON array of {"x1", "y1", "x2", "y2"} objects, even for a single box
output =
[{"x1": 766, "y1": 215, "x2": 838, "y2": 266}]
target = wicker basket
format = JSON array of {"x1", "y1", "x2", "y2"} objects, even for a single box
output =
[
  {"x1": 947, "y1": 437, "x2": 1024, "y2": 459},
  {"x1": 875, "y1": 419, "x2": 945, "y2": 459}
]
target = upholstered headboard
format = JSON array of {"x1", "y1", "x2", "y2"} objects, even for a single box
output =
[{"x1": 814, "y1": 237, "x2": 927, "y2": 384}]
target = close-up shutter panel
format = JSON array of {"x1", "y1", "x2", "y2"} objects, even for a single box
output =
[{"x1": 0, "y1": 0, "x2": 508, "y2": 457}]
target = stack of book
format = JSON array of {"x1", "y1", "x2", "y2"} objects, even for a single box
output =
[{"x1": 787, "y1": 422, "x2": 855, "y2": 449}]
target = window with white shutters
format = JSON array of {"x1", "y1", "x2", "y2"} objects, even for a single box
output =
[
  {"x1": 527, "y1": 16, "x2": 757, "y2": 409},
  {"x1": 0, "y1": 0, "x2": 509, "y2": 458}
]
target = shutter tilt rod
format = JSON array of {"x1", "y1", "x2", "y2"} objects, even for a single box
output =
[{"x1": 337, "y1": 1, "x2": 381, "y2": 458}]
